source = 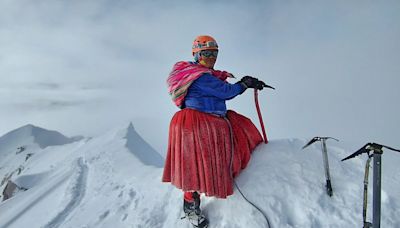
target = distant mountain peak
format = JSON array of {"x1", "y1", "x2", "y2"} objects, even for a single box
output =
[
  {"x1": 124, "y1": 122, "x2": 164, "y2": 168},
  {"x1": 128, "y1": 122, "x2": 135, "y2": 130},
  {"x1": 0, "y1": 124, "x2": 82, "y2": 151}
]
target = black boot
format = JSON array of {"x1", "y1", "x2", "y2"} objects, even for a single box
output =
[{"x1": 182, "y1": 192, "x2": 208, "y2": 228}]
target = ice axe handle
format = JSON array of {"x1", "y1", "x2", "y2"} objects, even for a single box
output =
[{"x1": 254, "y1": 89, "x2": 268, "y2": 144}]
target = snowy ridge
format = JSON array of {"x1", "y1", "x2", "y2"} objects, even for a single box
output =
[
  {"x1": 0, "y1": 125, "x2": 399, "y2": 227},
  {"x1": 125, "y1": 122, "x2": 164, "y2": 168},
  {"x1": 44, "y1": 158, "x2": 89, "y2": 228},
  {"x1": 0, "y1": 166, "x2": 73, "y2": 228}
]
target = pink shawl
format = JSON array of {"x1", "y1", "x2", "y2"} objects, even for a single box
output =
[{"x1": 167, "y1": 61, "x2": 232, "y2": 108}]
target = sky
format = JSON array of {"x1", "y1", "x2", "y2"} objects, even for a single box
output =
[{"x1": 1, "y1": 0, "x2": 399, "y2": 154}]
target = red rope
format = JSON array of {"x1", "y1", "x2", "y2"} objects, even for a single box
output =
[{"x1": 254, "y1": 89, "x2": 268, "y2": 144}]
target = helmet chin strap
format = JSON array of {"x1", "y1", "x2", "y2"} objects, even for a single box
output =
[{"x1": 194, "y1": 52, "x2": 200, "y2": 62}]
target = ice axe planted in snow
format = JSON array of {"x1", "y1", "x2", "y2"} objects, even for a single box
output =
[
  {"x1": 254, "y1": 83, "x2": 275, "y2": 144},
  {"x1": 342, "y1": 143, "x2": 400, "y2": 228},
  {"x1": 302, "y1": 136, "x2": 339, "y2": 197}
]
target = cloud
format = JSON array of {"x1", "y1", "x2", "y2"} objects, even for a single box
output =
[
  {"x1": 11, "y1": 99, "x2": 85, "y2": 111},
  {"x1": 0, "y1": 0, "x2": 399, "y2": 153},
  {"x1": 30, "y1": 83, "x2": 61, "y2": 90}
]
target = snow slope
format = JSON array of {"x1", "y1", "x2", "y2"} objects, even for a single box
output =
[
  {"x1": 0, "y1": 125, "x2": 82, "y2": 202},
  {"x1": 0, "y1": 124, "x2": 399, "y2": 228}
]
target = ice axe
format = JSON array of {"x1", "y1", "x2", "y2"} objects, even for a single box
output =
[
  {"x1": 302, "y1": 136, "x2": 339, "y2": 197},
  {"x1": 342, "y1": 143, "x2": 400, "y2": 228},
  {"x1": 254, "y1": 83, "x2": 275, "y2": 144}
]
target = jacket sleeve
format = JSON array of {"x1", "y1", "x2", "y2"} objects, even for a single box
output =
[{"x1": 191, "y1": 73, "x2": 246, "y2": 100}]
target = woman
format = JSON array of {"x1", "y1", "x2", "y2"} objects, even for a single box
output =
[{"x1": 162, "y1": 35, "x2": 266, "y2": 228}]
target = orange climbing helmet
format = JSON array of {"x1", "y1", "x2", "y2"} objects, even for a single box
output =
[{"x1": 192, "y1": 35, "x2": 218, "y2": 55}]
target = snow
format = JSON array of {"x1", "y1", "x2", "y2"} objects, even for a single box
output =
[
  {"x1": 0, "y1": 124, "x2": 399, "y2": 228},
  {"x1": 125, "y1": 122, "x2": 164, "y2": 168}
]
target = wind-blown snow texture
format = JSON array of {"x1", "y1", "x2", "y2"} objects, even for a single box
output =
[{"x1": 0, "y1": 124, "x2": 399, "y2": 228}]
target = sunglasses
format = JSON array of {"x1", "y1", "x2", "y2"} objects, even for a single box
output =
[{"x1": 200, "y1": 50, "x2": 218, "y2": 58}]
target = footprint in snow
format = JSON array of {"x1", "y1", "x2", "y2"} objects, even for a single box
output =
[
  {"x1": 99, "y1": 210, "x2": 110, "y2": 220},
  {"x1": 121, "y1": 213, "x2": 128, "y2": 221}
]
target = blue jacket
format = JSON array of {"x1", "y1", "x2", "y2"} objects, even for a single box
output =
[{"x1": 184, "y1": 73, "x2": 246, "y2": 116}]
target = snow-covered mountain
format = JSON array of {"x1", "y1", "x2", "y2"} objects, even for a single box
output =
[
  {"x1": 0, "y1": 124, "x2": 83, "y2": 202},
  {"x1": 0, "y1": 124, "x2": 82, "y2": 154},
  {"x1": 0, "y1": 124, "x2": 399, "y2": 228}
]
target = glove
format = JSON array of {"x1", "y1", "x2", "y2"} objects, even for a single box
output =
[
  {"x1": 239, "y1": 76, "x2": 265, "y2": 90},
  {"x1": 256, "y1": 79, "x2": 267, "y2": 90}
]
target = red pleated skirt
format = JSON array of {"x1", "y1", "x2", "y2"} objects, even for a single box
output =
[{"x1": 162, "y1": 108, "x2": 263, "y2": 198}]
